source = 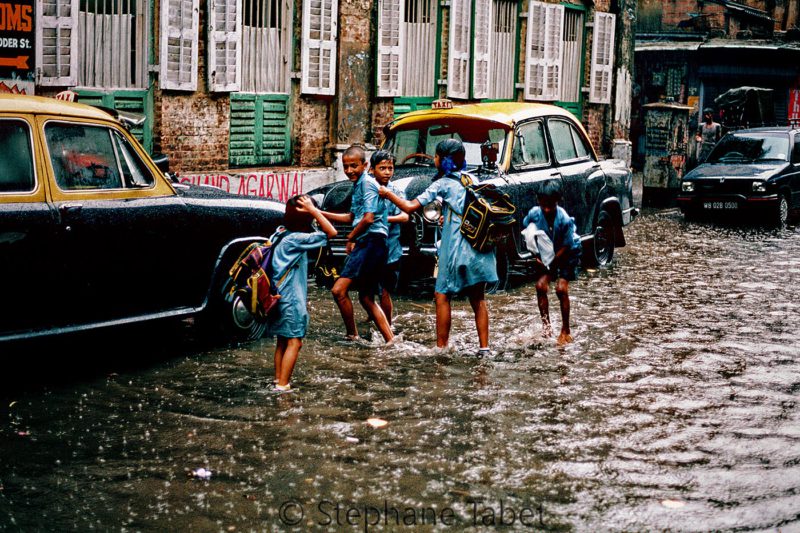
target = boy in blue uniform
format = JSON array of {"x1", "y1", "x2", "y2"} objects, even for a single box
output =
[
  {"x1": 322, "y1": 145, "x2": 394, "y2": 343},
  {"x1": 369, "y1": 150, "x2": 409, "y2": 326},
  {"x1": 267, "y1": 195, "x2": 337, "y2": 392},
  {"x1": 522, "y1": 181, "x2": 582, "y2": 345}
]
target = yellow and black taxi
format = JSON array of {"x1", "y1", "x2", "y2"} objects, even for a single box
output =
[
  {"x1": 0, "y1": 94, "x2": 283, "y2": 342},
  {"x1": 678, "y1": 126, "x2": 800, "y2": 225},
  {"x1": 309, "y1": 100, "x2": 638, "y2": 291}
]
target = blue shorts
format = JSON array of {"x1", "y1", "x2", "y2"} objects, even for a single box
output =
[
  {"x1": 340, "y1": 233, "x2": 387, "y2": 296},
  {"x1": 380, "y1": 261, "x2": 400, "y2": 294}
]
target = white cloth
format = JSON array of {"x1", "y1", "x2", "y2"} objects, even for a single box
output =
[{"x1": 522, "y1": 222, "x2": 555, "y2": 267}]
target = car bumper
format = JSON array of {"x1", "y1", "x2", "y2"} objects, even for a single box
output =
[{"x1": 676, "y1": 193, "x2": 779, "y2": 211}]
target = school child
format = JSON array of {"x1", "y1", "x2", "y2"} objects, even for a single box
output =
[
  {"x1": 268, "y1": 194, "x2": 337, "y2": 392},
  {"x1": 369, "y1": 149, "x2": 409, "y2": 326},
  {"x1": 321, "y1": 145, "x2": 394, "y2": 343},
  {"x1": 522, "y1": 181, "x2": 582, "y2": 345},
  {"x1": 379, "y1": 139, "x2": 496, "y2": 355}
]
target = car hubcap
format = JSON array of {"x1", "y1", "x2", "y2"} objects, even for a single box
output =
[
  {"x1": 595, "y1": 226, "x2": 610, "y2": 262},
  {"x1": 231, "y1": 295, "x2": 255, "y2": 330},
  {"x1": 780, "y1": 198, "x2": 788, "y2": 223}
]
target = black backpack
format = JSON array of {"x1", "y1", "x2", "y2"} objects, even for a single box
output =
[{"x1": 455, "y1": 174, "x2": 516, "y2": 253}]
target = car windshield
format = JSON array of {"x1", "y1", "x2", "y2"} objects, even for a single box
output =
[
  {"x1": 383, "y1": 117, "x2": 510, "y2": 168},
  {"x1": 706, "y1": 132, "x2": 790, "y2": 163}
]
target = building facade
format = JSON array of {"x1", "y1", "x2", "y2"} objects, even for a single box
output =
[
  {"x1": 17, "y1": 0, "x2": 634, "y2": 185},
  {"x1": 633, "y1": 0, "x2": 800, "y2": 169}
]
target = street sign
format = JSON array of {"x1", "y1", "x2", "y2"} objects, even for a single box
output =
[{"x1": 0, "y1": 0, "x2": 35, "y2": 93}]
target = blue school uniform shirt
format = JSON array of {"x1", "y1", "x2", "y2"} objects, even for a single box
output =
[
  {"x1": 384, "y1": 182, "x2": 403, "y2": 264},
  {"x1": 267, "y1": 228, "x2": 329, "y2": 338},
  {"x1": 522, "y1": 205, "x2": 582, "y2": 264},
  {"x1": 414, "y1": 172, "x2": 498, "y2": 295},
  {"x1": 351, "y1": 172, "x2": 389, "y2": 238}
]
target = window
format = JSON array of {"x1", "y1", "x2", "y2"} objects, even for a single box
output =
[
  {"x1": 589, "y1": 11, "x2": 615, "y2": 104},
  {"x1": 473, "y1": 0, "x2": 516, "y2": 100},
  {"x1": 549, "y1": 119, "x2": 592, "y2": 163},
  {"x1": 524, "y1": 1, "x2": 563, "y2": 101},
  {"x1": 78, "y1": 0, "x2": 149, "y2": 89},
  {"x1": 301, "y1": 0, "x2": 338, "y2": 95},
  {"x1": 0, "y1": 121, "x2": 35, "y2": 193},
  {"x1": 560, "y1": 8, "x2": 584, "y2": 104},
  {"x1": 376, "y1": 0, "x2": 437, "y2": 98},
  {"x1": 512, "y1": 120, "x2": 549, "y2": 168},
  {"x1": 208, "y1": 0, "x2": 242, "y2": 92},
  {"x1": 160, "y1": 0, "x2": 199, "y2": 91},
  {"x1": 793, "y1": 134, "x2": 800, "y2": 164},
  {"x1": 46, "y1": 122, "x2": 155, "y2": 190},
  {"x1": 229, "y1": 94, "x2": 291, "y2": 166},
  {"x1": 447, "y1": 0, "x2": 471, "y2": 99},
  {"x1": 37, "y1": 0, "x2": 79, "y2": 86},
  {"x1": 241, "y1": 0, "x2": 292, "y2": 93}
]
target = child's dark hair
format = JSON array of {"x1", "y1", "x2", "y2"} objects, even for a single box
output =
[
  {"x1": 435, "y1": 138, "x2": 466, "y2": 176},
  {"x1": 370, "y1": 149, "x2": 395, "y2": 168},
  {"x1": 283, "y1": 194, "x2": 317, "y2": 232},
  {"x1": 537, "y1": 180, "x2": 563, "y2": 201},
  {"x1": 343, "y1": 144, "x2": 366, "y2": 162}
]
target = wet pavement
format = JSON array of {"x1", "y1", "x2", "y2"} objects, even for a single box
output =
[{"x1": 2, "y1": 207, "x2": 800, "y2": 531}]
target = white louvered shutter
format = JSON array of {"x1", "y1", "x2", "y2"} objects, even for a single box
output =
[
  {"x1": 589, "y1": 11, "x2": 616, "y2": 104},
  {"x1": 472, "y1": 0, "x2": 492, "y2": 99},
  {"x1": 302, "y1": 0, "x2": 338, "y2": 95},
  {"x1": 524, "y1": 1, "x2": 563, "y2": 101},
  {"x1": 377, "y1": 0, "x2": 404, "y2": 97},
  {"x1": 37, "y1": 0, "x2": 78, "y2": 86},
  {"x1": 208, "y1": 0, "x2": 241, "y2": 92},
  {"x1": 447, "y1": 0, "x2": 471, "y2": 99},
  {"x1": 161, "y1": 0, "x2": 199, "y2": 91}
]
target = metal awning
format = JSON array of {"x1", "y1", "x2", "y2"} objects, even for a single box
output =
[{"x1": 635, "y1": 41, "x2": 702, "y2": 52}]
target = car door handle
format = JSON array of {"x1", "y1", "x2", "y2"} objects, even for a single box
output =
[
  {"x1": 549, "y1": 172, "x2": 561, "y2": 177},
  {"x1": 59, "y1": 203, "x2": 83, "y2": 216}
]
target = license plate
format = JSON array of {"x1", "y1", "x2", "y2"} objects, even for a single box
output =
[{"x1": 703, "y1": 201, "x2": 737, "y2": 210}]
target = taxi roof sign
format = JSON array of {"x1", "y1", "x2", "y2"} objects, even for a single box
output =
[{"x1": 431, "y1": 99, "x2": 454, "y2": 110}]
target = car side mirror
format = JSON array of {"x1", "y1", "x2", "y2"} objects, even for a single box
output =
[{"x1": 151, "y1": 152, "x2": 170, "y2": 173}]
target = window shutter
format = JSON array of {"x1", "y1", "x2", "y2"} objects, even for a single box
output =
[
  {"x1": 447, "y1": 0, "x2": 471, "y2": 99},
  {"x1": 208, "y1": 0, "x2": 241, "y2": 92},
  {"x1": 302, "y1": 0, "x2": 338, "y2": 95},
  {"x1": 589, "y1": 11, "x2": 615, "y2": 104},
  {"x1": 524, "y1": 1, "x2": 563, "y2": 101},
  {"x1": 377, "y1": 0, "x2": 404, "y2": 97},
  {"x1": 37, "y1": 0, "x2": 78, "y2": 86},
  {"x1": 160, "y1": 0, "x2": 199, "y2": 91},
  {"x1": 472, "y1": 0, "x2": 492, "y2": 99}
]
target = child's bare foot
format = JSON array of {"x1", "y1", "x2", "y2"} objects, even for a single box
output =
[
  {"x1": 541, "y1": 322, "x2": 553, "y2": 338},
  {"x1": 557, "y1": 332, "x2": 573, "y2": 345}
]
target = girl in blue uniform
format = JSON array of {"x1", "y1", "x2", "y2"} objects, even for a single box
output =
[
  {"x1": 379, "y1": 139, "x2": 497, "y2": 355},
  {"x1": 268, "y1": 194, "x2": 337, "y2": 392}
]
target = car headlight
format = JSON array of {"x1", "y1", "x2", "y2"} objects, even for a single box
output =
[
  {"x1": 681, "y1": 181, "x2": 695, "y2": 192},
  {"x1": 752, "y1": 181, "x2": 766, "y2": 193},
  {"x1": 422, "y1": 199, "x2": 442, "y2": 223}
]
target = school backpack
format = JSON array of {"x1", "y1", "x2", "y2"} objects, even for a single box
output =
[
  {"x1": 456, "y1": 174, "x2": 516, "y2": 253},
  {"x1": 226, "y1": 231, "x2": 290, "y2": 321}
]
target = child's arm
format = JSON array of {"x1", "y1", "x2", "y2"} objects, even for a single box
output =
[
  {"x1": 297, "y1": 196, "x2": 337, "y2": 238},
  {"x1": 318, "y1": 209, "x2": 354, "y2": 224},
  {"x1": 388, "y1": 210, "x2": 409, "y2": 224},
  {"x1": 347, "y1": 212, "x2": 374, "y2": 243},
  {"x1": 379, "y1": 186, "x2": 421, "y2": 213}
]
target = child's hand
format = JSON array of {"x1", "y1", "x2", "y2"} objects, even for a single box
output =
[
  {"x1": 378, "y1": 186, "x2": 388, "y2": 198},
  {"x1": 296, "y1": 195, "x2": 317, "y2": 213}
]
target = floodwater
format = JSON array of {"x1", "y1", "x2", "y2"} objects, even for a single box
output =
[{"x1": 2, "y1": 209, "x2": 800, "y2": 531}]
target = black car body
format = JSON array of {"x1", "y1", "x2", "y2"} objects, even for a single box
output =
[
  {"x1": 0, "y1": 95, "x2": 284, "y2": 342},
  {"x1": 309, "y1": 102, "x2": 638, "y2": 290},
  {"x1": 677, "y1": 127, "x2": 800, "y2": 224}
]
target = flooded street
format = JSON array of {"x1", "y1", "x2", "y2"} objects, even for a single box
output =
[{"x1": 2, "y1": 209, "x2": 800, "y2": 531}]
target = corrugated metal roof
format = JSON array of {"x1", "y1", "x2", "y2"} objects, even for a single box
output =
[
  {"x1": 635, "y1": 41, "x2": 702, "y2": 52},
  {"x1": 636, "y1": 38, "x2": 800, "y2": 53}
]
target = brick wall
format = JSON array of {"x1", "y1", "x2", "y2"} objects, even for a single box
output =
[{"x1": 296, "y1": 96, "x2": 332, "y2": 166}]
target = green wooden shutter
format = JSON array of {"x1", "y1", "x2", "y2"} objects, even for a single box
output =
[
  {"x1": 75, "y1": 89, "x2": 153, "y2": 152},
  {"x1": 230, "y1": 94, "x2": 291, "y2": 167},
  {"x1": 393, "y1": 97, "x2": 433, "y2": 120}
]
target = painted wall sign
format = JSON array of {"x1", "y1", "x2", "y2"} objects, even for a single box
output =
[
  {"x1": 0, "y1": 0, "x2": 34, "y2": 89},
  {"x1": 789, "y1": 87, "x2": 800, "y2": 123},
  {"x1": 179, "y1": 171, "x2": 305, "y2": 203}
]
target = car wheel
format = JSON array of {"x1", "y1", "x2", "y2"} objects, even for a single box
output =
[
  {"x1": 773, "y1": 194, "x2": 789, "y2": 227},
  {"x1": 590, "y1": 212, "x2": 616, "y2": 267},
  {"x1": 199, "y1": 266, "x2": 268, "y2": 343},
  {"x1": 486, "y1": 247, "x2": 510, "y2": 294}
]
